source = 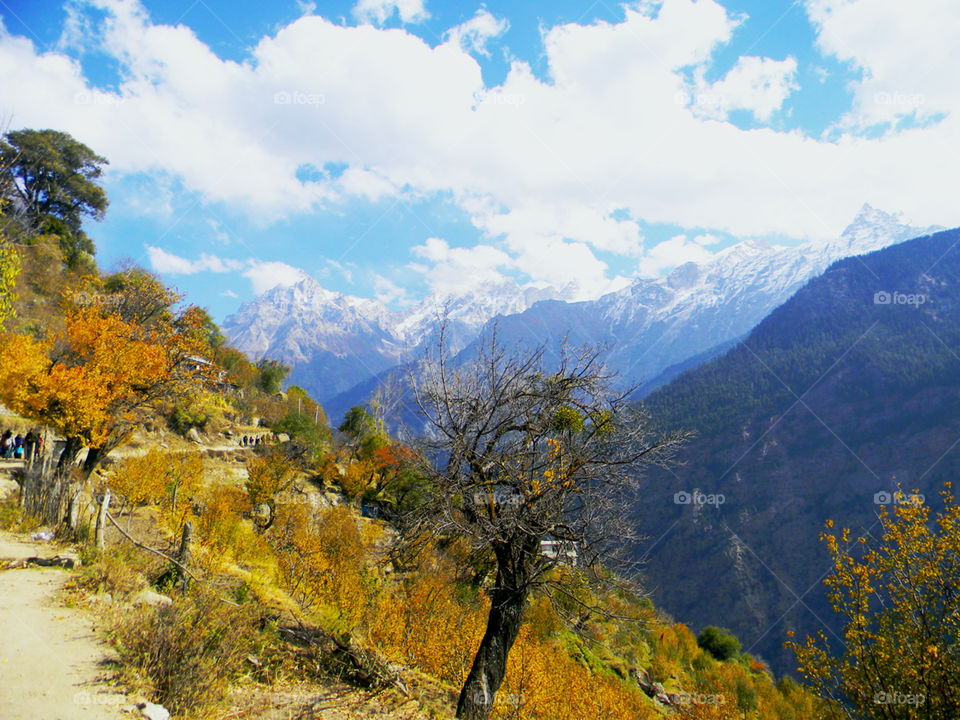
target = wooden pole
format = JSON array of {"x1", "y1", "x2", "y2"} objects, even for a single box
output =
[
  {"x1": 95, "y1": 490, "x2": 110, "y2": 554},
  {"x1": 18, "y1": 469, "x2": 28, "y2": 510},
  {"x1": 68, "y1": 485, "x2": 81, "y2": 532},
  {"x1": 177, "y1": 521, "x2": 194, "y2": 592}
]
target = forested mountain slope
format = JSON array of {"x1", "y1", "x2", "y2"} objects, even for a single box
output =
[{"x1": 636, "y1": 227, "x2": 960, "y2": 675}]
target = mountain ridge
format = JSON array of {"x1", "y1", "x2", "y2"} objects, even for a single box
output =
[
  {"x1": 222, "y1": 204, "x2": 939, "y2": 410},
  {"x1": 634, "y1": 224, "x2": 960, "y2": 676}
]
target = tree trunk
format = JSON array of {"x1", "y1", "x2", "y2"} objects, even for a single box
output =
[
  {"x1": 81, "y1": 446, "x2": 102, "y2": 478},
  {"x1": 455, "y1": 542, "x2": 535, "y2": 720},
  {"x1": 17, "y1": 470, "x2": 29, "y2": 510},
  {"x1": 67, "y1": 485, "x2": 82, "y2": 531},
  {"x1": 177, "y1": 521, "x2": 193, "y2": 592},
  {"x1": 56, "y1": 436, "x2": 82, "y2": 475}
]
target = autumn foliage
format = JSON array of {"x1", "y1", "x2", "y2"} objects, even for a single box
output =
[
  {"x1": 0, "y1": 298, "x2": 212, "y2": 474},
  {"x1": 788, "y1": 485, "x2": 960, "y2": 718}
]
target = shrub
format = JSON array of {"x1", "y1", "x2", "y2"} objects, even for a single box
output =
[
  {"x1": 170, "y1": 400, "x2": 211, "y2": 434},
  {"x1": 73, "y1": 543, "x2": 157, "y2": 598},
  {"x1": 269, "y1": 504, "x2": 372, "y2": 628},
  {"x1": 107, "y1": 449, "x2": 169, "y2": 512},
  {"x1": 697, "y1": 625, "x2": 741, "y2": 661},
  {"x1": 111, "y1": 587, "x2": 263, "y2": 714},
  {"x1": 196, "y1": 483, "x2": 248, "y2": 557}
]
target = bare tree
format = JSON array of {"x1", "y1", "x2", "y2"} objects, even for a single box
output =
[{"x1": 407, "y1": 326, "x2": 688, "y2": 720}]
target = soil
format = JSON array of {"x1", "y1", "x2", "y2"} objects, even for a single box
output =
[{"x1": 0, "y1": 530, "x2": 127, "y2": 720}]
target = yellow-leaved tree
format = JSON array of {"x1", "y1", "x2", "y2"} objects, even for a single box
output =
[
  {"x1": 0, "y1": 280, "x2": 214, "y2": 477},
  {"x1": 787, "y1": 485, "x2": 960, "y2": 718}
]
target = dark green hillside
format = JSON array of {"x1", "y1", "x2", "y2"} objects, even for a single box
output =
[{"x1": 635, "y1": 227, "x2": 960, "y2": 676}]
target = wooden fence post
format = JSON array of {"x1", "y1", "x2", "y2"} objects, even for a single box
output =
[
  {"x1": 68, "y1": 485, "x2": 82, "y2": 532},
  {"x1": 177, "y1": 521, "x2": 193, "y2": 591},
  {"x1": 95, "y1": 490, "x2": 111, "y2": 554},
  {"x1": 17, "y1": 470, "x2": 28, "y2": 510}
]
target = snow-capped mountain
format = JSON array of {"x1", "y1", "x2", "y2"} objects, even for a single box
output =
[
  {"x1": 222, "y1": 205, "x2": 939, "y2": 409},
  {"x1": 222, "y1": 277, "x2": 574, "y2": 398}
]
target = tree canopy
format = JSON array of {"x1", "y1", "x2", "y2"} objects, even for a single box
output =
[
  {"x1": 407, "y1": 327, "x2": 687, "y2": 719},
  {"x1": 0, "y1": 128, "x2": 108, "y2": 267},
  {"x1": 788, "y1": 485, "x2": 960, "y2": 718},
  {"x1": 0, "y1": 292, "x2": 214, "y2": 476}
]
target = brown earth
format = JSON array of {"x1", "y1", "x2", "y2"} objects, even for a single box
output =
[{"x1": 0, "y1": 530, "x2": 127, "y2": 720}]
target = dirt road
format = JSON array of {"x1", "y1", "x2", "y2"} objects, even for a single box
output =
[{"x1": 0, "y1": 531, "x2": 127, "y2": 720}]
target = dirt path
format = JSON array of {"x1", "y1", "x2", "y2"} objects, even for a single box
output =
[{"x1": 0, "y1": 531, "x2": 128, "y2": 720}]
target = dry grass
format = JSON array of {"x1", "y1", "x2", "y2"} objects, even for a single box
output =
[{"x1": 106, "y1": 586, "x2": 269, "y2": 717}]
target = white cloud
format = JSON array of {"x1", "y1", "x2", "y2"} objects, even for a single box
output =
[
  {"x1": 509, "y1": 236, "x2": 626, "y2": 300},
  {"x1": 690, "y1": 56, "x2": 799, "y2": 121},
  {"x1": 338, "y1": 167, "x2": 397, "y2": 202},
  {"x1": 146, "y1": 246, "x2": 244, "y2": 274},
  {"x1": 445, "y1": 9, "x2": 508, "y2": 56},
  {"x1": 6, "y1": 0, "x2": 960, "y2": 300},
  {"x1": 352, "y1": 0, "x2": 427, "y2": 26},
  {"x1": 242, "y1": 261, "x2": 310, "y2": 294},
  {"x1": 410, "y1": 237, "x2": 514, "y2": 295},
  {"x1": 372, "y1": 272, "x2": 410, "y2": 305},
  {"x1": 694, "y1": 233, "x2": 723, "y2": 246},
  {"x1": 220, "y1": 289, "x2": 239, "y2": 298},
  {"x1": 634, "y1": 234, "x2": 715, "y2": 276},
  {"x1": 147, "y1": 246, "x2": 308, "y2": 295},
  {"x1": 320, "y1": 258, "x2": 355, "y2": 284},
  {"x1": 806, "y1": 0, "x2": 959, "y2": 129}
]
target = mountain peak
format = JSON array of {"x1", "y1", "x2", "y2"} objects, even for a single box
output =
[
  {"x1": 832, "y1": 204, "x2": 939, "y2": 257},
  {"x1": 223, "y1": 202, "x2": 945, "y2": 406}
]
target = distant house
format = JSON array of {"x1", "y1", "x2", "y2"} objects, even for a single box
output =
[
  {"x1": 185, "y1": 355, "x2": 228, "y2": 384},
  {"x1": 540, "y1": 537, "x2": 578, "y2": 566}
]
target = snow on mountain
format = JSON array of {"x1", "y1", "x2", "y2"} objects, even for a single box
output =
[
  {"x1": 221, "y1": 276, "x2": 571, "y2": 398},
  {"x1": 222, "y1": 205, "x2": 939, "y2": 406}
]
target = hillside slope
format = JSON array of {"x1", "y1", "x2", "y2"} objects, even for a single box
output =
[{"x1": 635, "y1": 226, "x2": 960, "y2": 676}]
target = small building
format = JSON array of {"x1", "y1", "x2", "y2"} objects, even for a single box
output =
[{"x1": 540, "y1": 537, "x2": 578, "y2": 566}]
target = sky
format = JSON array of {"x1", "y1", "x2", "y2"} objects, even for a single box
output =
[{"x1": 1, "y1": 0, "x2": 959, "y2": 321}]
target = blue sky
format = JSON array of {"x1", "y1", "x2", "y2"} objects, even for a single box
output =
[{"x1": 1, "y1": 0, "x2": 957, "y2": 321}]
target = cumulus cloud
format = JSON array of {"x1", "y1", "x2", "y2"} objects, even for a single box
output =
[
  {"x1": 634, "y1": 235, "x2": 715, "y2": 276},
  {"x1": 410, "y1": 237, "x2": 514, "y2": 295},
  {"x1": 146, "y1": 247, "x2": 306, "y2": 295},
  {"x1": 146, "y1": 246, "x2": 244, "y2": 274},
  {"x1": 689, "y1": 56, "x2": 799, "y2": 121},
  {"x1": 5, "y1": 0, "x2": 960, "y2": 300},
  {"x1": 243, "y1": 261, "x2": 310, "y2": 294},
  {"x1": 372, "y1": 272, "x2": 411, "y2": 305},
  {"x1": 805, "y1": 0, "x2": 958, "y2": 129},
  {"x1": 353, "y1": 0, "x2": 428, "y2": 26}
]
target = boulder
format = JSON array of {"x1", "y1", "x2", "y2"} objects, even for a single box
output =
[
  {"x1": 132, "y1": 589, "x2": 172, "y2": 607},
  {"x1": 632, "y1": 667, "x2": 659, "y2": 698},
  {"x1": 138, "y1": 702, "x2": 170, "y2": 720}
]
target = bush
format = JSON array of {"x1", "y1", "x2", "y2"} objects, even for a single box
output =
[
  {"x1": 74, "y1": 543, "x2": 156, "y2": 597},
  {"x1": 111, "y1": 587, "x2": 263, "y2": 714},
  {"x1": 696, "y1": 625, "x2": 741, "y2": 661},
  {"x1": 269, "y1": 504, "x2": 372, "y2": 628},
  {"x1": 0, "y1": 491, "x2": 41, "y2": 532},
  {"x1": 170, "y1": 401, "x2": 211, "y2": 433}
]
